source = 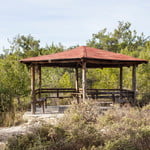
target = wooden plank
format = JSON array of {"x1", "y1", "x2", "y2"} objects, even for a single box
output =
[
  {"x1": 35, "y1": 88, "x2": 76, "y2": 91},
  {"x1": 82, "y1": 62, "x2": 87, "y2": 102},
  {"x1": 75, "y1": 68, "x2": 79, "y2": 91},
  {"x1": 42, "y1": 101, "x2": 45, "y2": 113},
  {"x1": 120, "y1": 67, "x2": 123, "y2": 90},
  {"x1": 75, "y1": 68, "x2": 79, "y2": 103},
  {"x1": 38, "y1": 66, "x2": 41, "y2": 98},
  {"x1": 46, "y1": 96, "x2": 72, "y2": 99},
  {"x1": 30, "y1": 60, "x2": 142, "y2": 68},
  {"x1": 132, "y1": 65, "x2": 136, "y2": 102},
  {"x1": 85, "y1": 59, "x2": 141, "y2": 65},
  {"x1": 57, "y1": 89, "x2": 59, "y2": 98},
  {"x1": 31, "y1": 65, "x2": 36, "y2": 114}
]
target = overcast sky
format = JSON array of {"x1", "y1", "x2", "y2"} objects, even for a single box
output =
[{"x1": 0, "y1": 0, "x2": 150, "y2": 53}]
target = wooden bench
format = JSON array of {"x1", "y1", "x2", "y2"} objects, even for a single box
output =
[{"x1": 36, "y1": 97, "x2": 47, "y2": 113}]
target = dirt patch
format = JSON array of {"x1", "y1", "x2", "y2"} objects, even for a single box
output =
[{"x1": 0, "y1": 112, "x2": 64, "y2": 145}]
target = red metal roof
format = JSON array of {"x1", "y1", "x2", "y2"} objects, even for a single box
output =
[{"x1": 20, "y1": 46, "x2": 147, "y2": 63}]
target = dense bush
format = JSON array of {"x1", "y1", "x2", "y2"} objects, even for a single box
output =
[
  {"x1": 6, "y1": 103, "x2": 150, "y2": 150},
  {"x1": 97, "y1": 105, "x2": 150, "y2": 150}
]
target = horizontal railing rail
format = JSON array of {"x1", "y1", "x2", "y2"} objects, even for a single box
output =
[{"x1": 34, "y1": 88, "x2": 134, "y2": 100}]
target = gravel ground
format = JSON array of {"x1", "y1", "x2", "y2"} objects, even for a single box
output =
[
  {"x1": 0, "y1": 106, "x2": 66, "y2": 149},
  {"x1": 0, "y1": 125, "x2": 27, "y2": 142},
  {"x1": 0, "y1": 112, "x2": 64, "y2": 145}
]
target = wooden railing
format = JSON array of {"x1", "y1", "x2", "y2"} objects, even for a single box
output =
[
  {"x1": 86, "y1": 89, "x2": 134, "y2": 99},
  {"x1": 35, "y1": 88, "x2": 76, "y2": 99},
  {"x1": 34, "y1": 88, "x2": 134, "y2": 101},
  {"x1": 34, "y1": 88, "x2": 135, "y2": 113}
]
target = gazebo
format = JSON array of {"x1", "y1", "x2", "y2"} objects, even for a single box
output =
[{"x1": 20, "y1": 46, "x2": 148, "y2": 114}]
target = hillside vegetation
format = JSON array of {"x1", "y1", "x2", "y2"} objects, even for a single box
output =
[
  {"x1": 6, "y1": 103, "x2": 150, "y2": 150},
  {"x1": 0, "y1": 21, "x2": 150, "y2": 127}
]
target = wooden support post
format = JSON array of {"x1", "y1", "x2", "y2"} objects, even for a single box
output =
[
  {"x1": 75, "y1": 68, "x2": 79, "y2": 91},
  {"x1": 82, "y1": 62, "x2": 86, "y2": 102},
  {"x1": 57, "y1": 89, "x2": 59, "y2": 98},
  {"x1": 120, "y1": 67, "x2": 123, "y2": 90},
  {"x1": 75, "y1": 68, "x2": 79, "y2": 103},
  {"x1": 31, "y1": 65, "x2": 36, "y2": 114},
  {"x1": 132, "y1": 65, "x2": 136, "y2": 102},
  {"x1": 42, "y1": 101, "x2": 45, "y2": 114},
  {"x1": 38, "y1": 66, "x2": 42, "y2": 98}
]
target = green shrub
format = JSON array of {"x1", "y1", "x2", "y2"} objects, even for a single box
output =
[
  {"x1": 103, "y1": 126, "x2": 150, "y2": 150},
  {"x1": 6, "y1": 103, "x2": 150, "y2": 150},
  {"x1": 6, "y1": 124, "x2": 75, "y2": 150},
  {"x1": 137, "y1": 93, "x2": 150, "y2": 107}
]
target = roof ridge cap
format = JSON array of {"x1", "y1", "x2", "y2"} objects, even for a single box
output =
[{"x1": 82, "y1": 46, "x2": 87, "y2": 58}]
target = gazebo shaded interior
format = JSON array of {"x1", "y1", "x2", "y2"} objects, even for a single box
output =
[{"x1": 20, "y1": 46, "x2": 148, "y2": 114}]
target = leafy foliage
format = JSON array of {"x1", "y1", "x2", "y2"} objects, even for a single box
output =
[
  {"x1": 0, "y1": 35, "x2": 65, "y2": 126},
  {"x1": 87, "y1": 21, "x2": 149, "y2": 52}
]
